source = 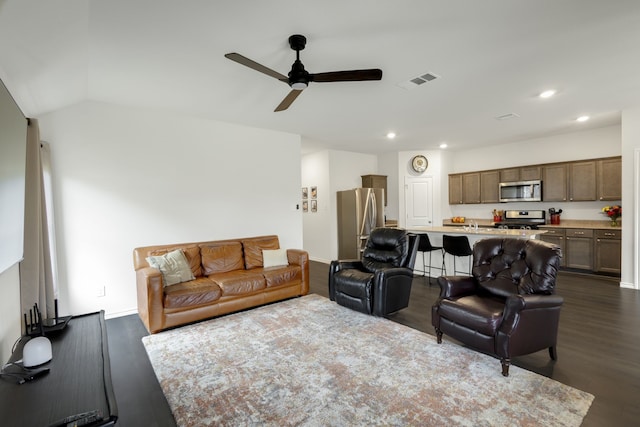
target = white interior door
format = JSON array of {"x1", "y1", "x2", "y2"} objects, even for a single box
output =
[{"x1": 405, "y1": 177, "x2": 433, "y2": 227}]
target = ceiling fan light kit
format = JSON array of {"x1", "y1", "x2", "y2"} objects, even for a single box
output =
[{"x1": 225, "y1": 34, "x2": 383, "y2": 111}]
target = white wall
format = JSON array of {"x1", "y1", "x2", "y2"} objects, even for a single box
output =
[
  {"x1": 301, "y1": 150, "x2": 330, "y2": 262},
  {"x1": 0, "y1": 263, "x2": 21, "y2": 364},
  {"x1": 378, "y1": 152, "x2": 399, "y2": 222},
  {"x1": 621, "y1": 109, "x2": 640, "y2": 289},
  {"x1": 38, "y1": 101, "x2": 303, "y2": 318},
  {"x1": 301, "y1": 148, "x2": 377, "y2": 262}
]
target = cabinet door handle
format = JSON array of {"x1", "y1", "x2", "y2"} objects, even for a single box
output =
[{"x1": 604, "y1": 232, "x2": 615, "y2": 237}]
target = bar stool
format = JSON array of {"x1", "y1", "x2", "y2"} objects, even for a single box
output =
[
  {"x1": 442, "y1": 235, "x2": 473, "y2": 276},
  {"x1": 414, "y1": 233, "x2": 444, "y2": 285}
]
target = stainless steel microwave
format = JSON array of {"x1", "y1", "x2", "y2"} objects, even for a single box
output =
[{"x1": 499, "y1": 180, "x2": 542, "y2": 202}]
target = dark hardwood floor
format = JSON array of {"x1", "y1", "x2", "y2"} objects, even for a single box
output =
[{"x1": 107, "y1": 262, "x2": 640, "y2": 426}]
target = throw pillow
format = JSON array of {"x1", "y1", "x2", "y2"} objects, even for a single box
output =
[
  {"x1": 146, "y1": 249, "x2": 195, "y2": 286},
  {"x1": 262, "y1": 249, "x2": 288, "y2": 268}
]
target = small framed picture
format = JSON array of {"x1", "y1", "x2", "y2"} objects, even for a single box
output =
[
  {"x1": 311, "y1": 199, "x2": 317, "y2": 212},
  {"x1": 302, "y1": 200, "x2": 308, "y2": 212},
  {"x1": 311, "y1": 186, "x2": 317, "y2": 199},
  {"x1": 302, "y1": 187, "x2": 308, "y2": 199}
]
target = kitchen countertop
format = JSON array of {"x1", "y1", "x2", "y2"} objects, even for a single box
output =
[
  {"x1": 442, "y1": 218, "x2": 622, "y2": 231},
  {"x1": 409, "y1": 225, "x2": 546, "y2": 238}
]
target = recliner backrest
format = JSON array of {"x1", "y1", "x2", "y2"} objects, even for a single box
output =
[
  {"x1": 472, "y1": 238, "x2": 561, "y2": 297},
  {"x1": 362, "y1": 228, "x2": 409, "y2": 272}
]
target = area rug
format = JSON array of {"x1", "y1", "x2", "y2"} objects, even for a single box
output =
[{"x1": 142, "y1": 294, "x2": 593, "y2": 426}]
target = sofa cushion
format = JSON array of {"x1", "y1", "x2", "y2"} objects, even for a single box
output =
[
  {"x1": 262, "y1": 265, "x2": 302, "y2": 288},
  {"x1": 242, "y1": 236, "x2": 280, "y2": 269},
  {"x1": 201, "y1": 242, "x2": 244, "y2": 275},
  {"x1": 262, "y1": 249, "x2": 289, "y2": 268},
  {"x1": 209, "y1": 270, "x2": 266, "y2": 296},
  {"x1": 150, "y1": 245, "x2": 202, "y2": 277},
  {"x1": 146, "y1": 249, "x2": 195, "y2": 286},
  {"x1": 163, "y1": 277, "x2": 222, "y2": 309}
]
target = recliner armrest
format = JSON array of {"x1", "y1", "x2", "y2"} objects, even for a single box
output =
[
  {"x1": 436, "y1": 276, "x2": 479, "y2": 299},
  {"x1": 328, "y1": 259, "x2": 364, "y2": 300},
  {"x1": 499, "y1": 294, "x2": 564, "y2": 335}
]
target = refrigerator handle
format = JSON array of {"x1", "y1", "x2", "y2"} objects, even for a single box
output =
[
  {"x1": 370, "y1": 191, "x2": 377, "y2": 228},
  {"x1": 359, "y1": 190, "x2": 371, "y2": 237}
]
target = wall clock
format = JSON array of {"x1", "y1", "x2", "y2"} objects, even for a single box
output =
[{"x1": 411, "y1": 155, "x2": 428, "y2": 173}]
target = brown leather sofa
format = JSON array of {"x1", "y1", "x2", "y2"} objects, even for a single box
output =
[{"x1": 133, "y1": 235, "x2": 309, "y2": 333}]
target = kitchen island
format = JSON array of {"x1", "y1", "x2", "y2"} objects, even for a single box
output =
[{"x1": 407, "y1": 225, "x2": 548, "y2": 279}]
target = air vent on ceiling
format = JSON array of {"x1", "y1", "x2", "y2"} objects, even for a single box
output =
[
  {"x1": 495, "y1": 113, "x2": 520, "y2": 121},
  {"x1": 397, "y1": 71, "x2": 440, "y2": 90}
]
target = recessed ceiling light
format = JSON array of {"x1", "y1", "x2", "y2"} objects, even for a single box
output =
[
  {"x1": 539, "y1": 89, "x2": 556, "y2": 98},
  {"x1": 386, "y1": 132, "x2": 396, "y2": 139},
  {"x1": 576, "y1": 116, "x2": 590, "y2": 122},
  {"x1": 439, "y1": 143, "x2": 448, "y2": 149}
]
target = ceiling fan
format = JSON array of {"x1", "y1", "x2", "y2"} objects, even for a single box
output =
[{"x1": 225, "y1": 34, "x2": 383, "y2": 112}]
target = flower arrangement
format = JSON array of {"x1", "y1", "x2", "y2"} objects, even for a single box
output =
[{"x1": 602, "y1": 205, "x2": 621, "y2": 226}]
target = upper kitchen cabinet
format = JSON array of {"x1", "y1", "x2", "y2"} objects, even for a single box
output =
[
  {"x1": 542, "y1": 163, "x2": 568, "y2": 202},
  {"x1": 568, "y1": 160, "x2": 597, "y2": 201},
  {"x1": 480, "y1": 170, "x2": 500, "y2": 203},
  {"x1": 463, "y1": 172, "x2": 481, "y2": 204},
  {"x1": 449, "y1": 174, "x2": 463, "y2": 204},
  {"x1": 449, "y1": 172, "x2": 481, "y2": 204},
  {"x1": 499, "y1": 166, "x2": 541, "y2": 182},
  {"x1": 597, "y1": 157, "x2": 622, "y2": 201}
]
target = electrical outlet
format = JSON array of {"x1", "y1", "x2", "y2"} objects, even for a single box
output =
[{"x1": 96, "y1": 285, "x2": 106, "y2": 297}]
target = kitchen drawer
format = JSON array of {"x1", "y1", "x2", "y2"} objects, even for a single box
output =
[
  {"x1": 541, "y1": 228, "x2": 565, "y2": 236},
  {"x1": 595, "y1": 229, "x2": 621, "y2": 239},
  {"x1": 566, "y1": 229, "x2": 593, "y2": 238}
]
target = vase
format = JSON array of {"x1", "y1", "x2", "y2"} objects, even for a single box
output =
[{"x1": 610, "y1": 218, "x2": 620, "y2": 227}]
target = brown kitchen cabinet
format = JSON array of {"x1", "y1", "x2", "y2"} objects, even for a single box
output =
[
  {"x1": 595, "y1": 229, "x2": 621, "y2": 274},
  {"x1": 539, "y1": 228, "x2": 566, "y2": 267},
  {"x1": 362, "y1": 174, "x2": 387, "y2": 206},
  {"x1": 480, "y1": 170, "x2": 499, "y2": 203},
  {"x1": 542, "y1": 163, "x2": 568, "y2": 202},
  {"x1": 499, "y1": 166, "x2": 541, "y2": 182},
  {"x1": 462, "y1": 172, "x2": 481, "y2": 204},
  {"x1": 449, "y1": 174, "x2": 463, "y2": 204},
  {"x1": 597, "y1": 157, "x2": 622, "y2": 201},
  {"x1": 449, "y1": 172, "x2": 481, "y2": 204},
  {"x1": 568, "y1": 160, "x2": 597, "y2": 201},
  {"x1": 565, "y1": 228, "x2": 594, "y2": 270}
]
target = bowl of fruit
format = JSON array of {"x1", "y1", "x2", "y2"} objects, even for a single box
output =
[{"x1": 451, "y1": 216, "x2": 466, "y2": 224}]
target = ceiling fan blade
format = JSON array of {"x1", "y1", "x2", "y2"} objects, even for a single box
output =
[
  {"x1": 274, "y1": 90, "x2": 303, "y2": 112},
  {"x1": 225, "y1": 53, "x2": 288, "y2": 81},
  {"x1": 310, "y1": 69, "x2": 383, "y2": 83}
]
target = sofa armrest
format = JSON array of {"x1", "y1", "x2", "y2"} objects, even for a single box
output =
[
  {"x1": 287, "y1": 249, "x2": 309, "y2": 295},
  {"x1": 136, "y1": 267, "x2": 165, "y2": 333}
]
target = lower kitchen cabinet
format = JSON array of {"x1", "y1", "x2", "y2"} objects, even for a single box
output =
[
  {"x1": 565, "y1": 229, "x2": 594, "y2": 270},
  {"x1": 595, "y1": 229, "x2": 622, "y2": 274},
  {"x1": 541, "y1": 227, "x2": 621, "y2": 276}
]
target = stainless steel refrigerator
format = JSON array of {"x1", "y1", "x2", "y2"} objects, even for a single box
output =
[{"x1": 337, "y1": 188, "x2": 385, "y2": 259}]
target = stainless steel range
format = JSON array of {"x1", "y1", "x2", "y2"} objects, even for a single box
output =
[{"x1": 494, "y1": 210, "x2": 545, "y2": 229}]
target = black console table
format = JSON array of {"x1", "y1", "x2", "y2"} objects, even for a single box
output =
[{"x1": 0, "y1": 311, "x2": 118, "y2": 426}]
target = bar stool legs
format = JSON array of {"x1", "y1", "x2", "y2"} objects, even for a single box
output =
[
  {"x1": 442, "y1": 235, "x2": 473, "y2": 276},
  {"x1": 415, "y1": 233, "x2": 444, "y2": 285}
]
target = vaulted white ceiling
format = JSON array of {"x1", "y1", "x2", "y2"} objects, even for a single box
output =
[{"x1": 1, "y1": 0, "x2": 639, "y2": 154}]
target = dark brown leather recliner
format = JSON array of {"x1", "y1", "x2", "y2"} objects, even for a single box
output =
[
  {"x1": 431, "y1": 237, "x2": 563, "y2": 376},
  {"x1": 329, "y1": 228, "x2": 419, "y2": 316}
]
